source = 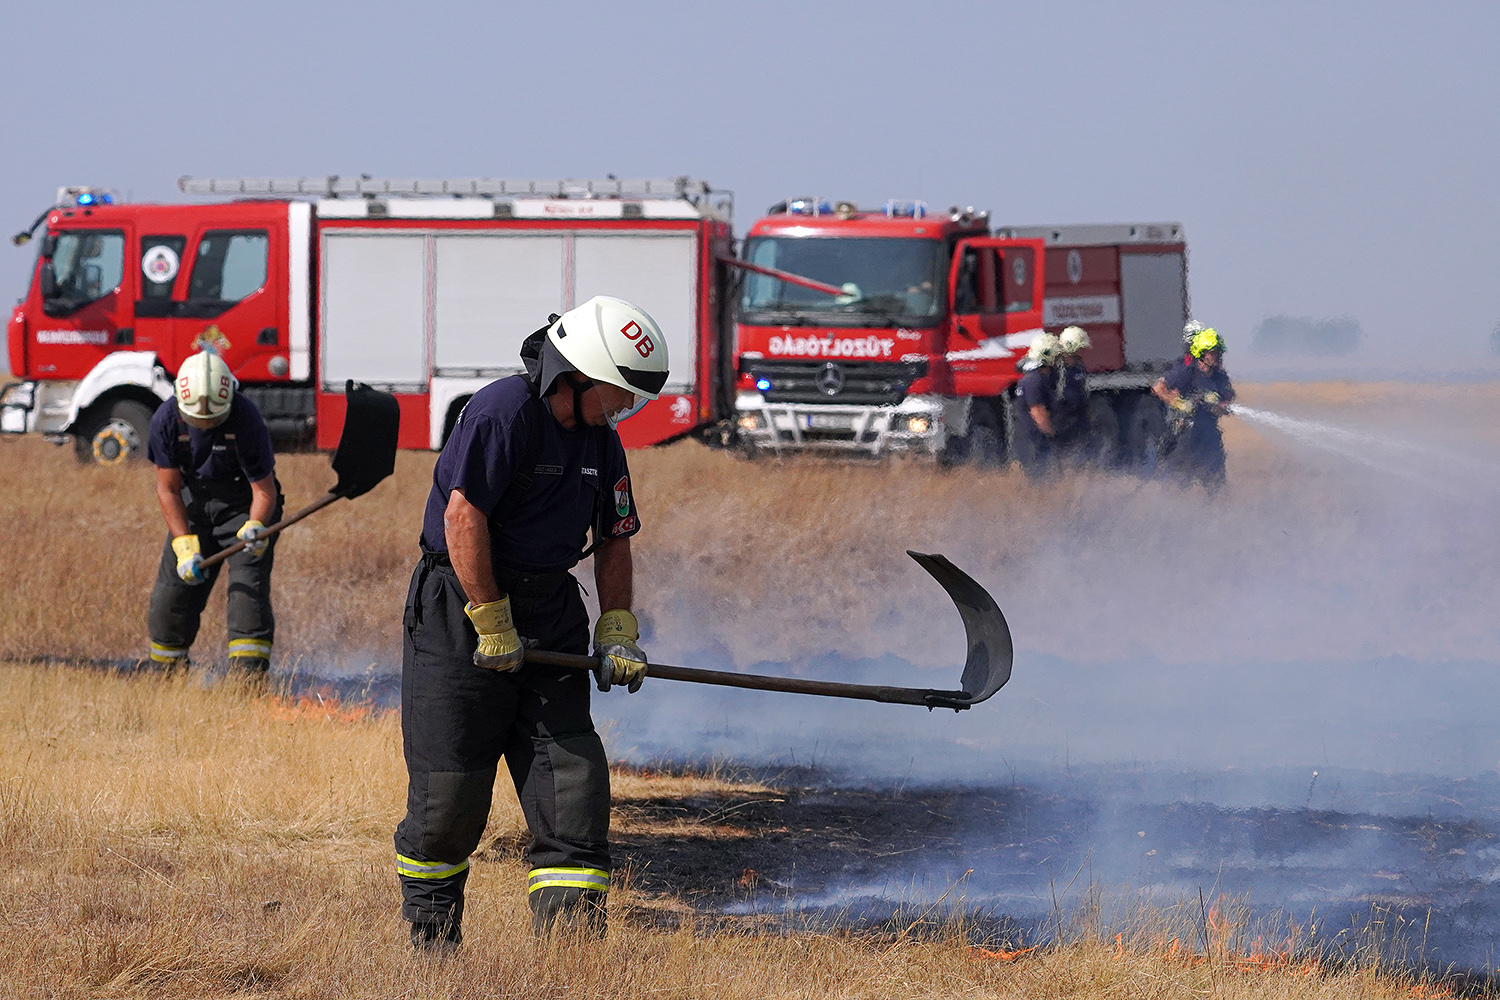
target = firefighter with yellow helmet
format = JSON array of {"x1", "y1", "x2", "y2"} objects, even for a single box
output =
[
  {"x1": 395, "y1": 296, "x2": 668, "y2": 951},
  {"x1": 1152, "y1": 327, "x2": 1235, "y2": 486},
  {"x1": 145, "y1": 350, "x2": 283, "y2": 673}
]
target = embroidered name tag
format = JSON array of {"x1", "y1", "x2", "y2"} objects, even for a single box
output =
[{"x1": 534, "y1": 465, "x2": 564, "y2": 476}]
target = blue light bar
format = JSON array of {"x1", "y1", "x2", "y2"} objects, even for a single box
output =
[
  {"x1": 883, "y1": 200, "x2": 929, "y2": 219},
  {"x1": 787, "y1": 199, "x2": 831, "y2": 217},
  {"x1": 755, "y1": 377, "x2": 772, "y2": 392},
  {"x1": 76, "y1": 193, "x2": 96, "y2": 206}
]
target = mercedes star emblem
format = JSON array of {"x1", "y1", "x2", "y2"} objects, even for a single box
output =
[{"x1": 817, "y1": 362, "x2": 845, "y2": 396}]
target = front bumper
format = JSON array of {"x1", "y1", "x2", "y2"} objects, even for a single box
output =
[
  {"x1": 0, "y1": 381, "x2": 35, "y2": 434},
  {"x1": 733, "y1": 391, "x2": 959, "y2": 457}
]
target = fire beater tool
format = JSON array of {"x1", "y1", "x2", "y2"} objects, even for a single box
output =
[
  {"x1": 524, "y1": 550, "x2": 1012, "y2": 711},
  {"x1": 198, "y1": 381, "x2": 400, "y2": 571}
]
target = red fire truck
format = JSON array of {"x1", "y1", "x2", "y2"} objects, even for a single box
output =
[
  {"x1": 729, "y1": 199, "x2": 1187, "y2": 463},
  {"x1": 4, "y1": 176, "x2": 735, "y2": 463}
]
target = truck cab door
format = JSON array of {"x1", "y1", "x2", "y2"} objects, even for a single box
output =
[
  {"x1": 947, "y1": 237, "x2": 1045, "y2": 346},
  {"x1": 29, "y1": 226, "x2": 132, "y2": 380},
  {"x1": 133, "y1": 234, "x2": 188, "y2": 362},
  {"x1": 175, "y1": 220, "x2": 287, "y2": 381}
]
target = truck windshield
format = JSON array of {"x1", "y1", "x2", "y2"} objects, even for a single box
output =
[
  {"x1": 740, "y1": 236, "x2": 944, "y2": 327},
  {"x1": 48, "y1": 231, "x2": 125, "y2": 307}
]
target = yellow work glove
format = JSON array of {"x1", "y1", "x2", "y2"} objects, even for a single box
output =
[
  {"x1": 1202, "y1": 392, "x2": 1221, "y2": 406},
  {"x1": 593, "y1": 609, "x2": 647, "y2": 694},
  {"x1": 236, "y1": 519, "x2": 269, "y2": 559},
  {"x1": 465, "y1": 597, "x2": 524, "y2": 672},
  {"x1": 1170, "y1": 395, "x2": 1194, "y2": 414},
  {"x1": 171, "y1": 534, "x2": 206, "y2": 585}
]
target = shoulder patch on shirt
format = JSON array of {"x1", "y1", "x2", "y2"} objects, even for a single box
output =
[
  {"x1": 611, "y1": 515, "x2": 638, "y2": 536},
  {"x1": 613, "y1": 476, "x2": 630, "y2": 517}
]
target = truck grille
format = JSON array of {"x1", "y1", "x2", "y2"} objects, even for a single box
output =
[{"x1": 745, "y1": 359, "x2": 928, "y2": 405}]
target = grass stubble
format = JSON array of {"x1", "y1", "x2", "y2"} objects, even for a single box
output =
[{"x1": 0, "y1": 382, "x2": 1489, "y2": 998}]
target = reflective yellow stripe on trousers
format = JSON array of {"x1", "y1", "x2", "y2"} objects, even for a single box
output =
[
  {"x1": 527, "y1": 867, "x2": 610, "y2": 894},
  {"x1": 228, "y1": 638, "x2": 273, "y2": 658},
  {"x1": 395, "y1": 854, "x2": 470, "y2": 880},
  {"x1": 150, "y1": 643, "x2": 188, "y2": 664}
]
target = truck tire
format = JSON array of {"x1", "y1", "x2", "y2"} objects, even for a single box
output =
[
  {"x1": 1086, "y1": 395, "x2": 1121, "y2": 466},
  {"x1": 939, "y1": 399, "x2": 1005, "y2": 468},
  {"x1": 74, "y1": 399, "x2": 155, "y2": 466},
  {"x1": 1121, "y1": 393, "x2": 1168, "y2": 469}
]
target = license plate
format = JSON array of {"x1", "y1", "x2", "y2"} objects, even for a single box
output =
[{"x1": 804, "y1": 414, "x2": 852, "y2": 430}]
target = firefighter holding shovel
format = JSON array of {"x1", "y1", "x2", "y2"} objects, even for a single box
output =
[
  {"x1": 395, "y1": 296, "x2": 668, "y2": 951},
  {"x1": 145, "y1": 350, "x2": 283, "y2": 674}
]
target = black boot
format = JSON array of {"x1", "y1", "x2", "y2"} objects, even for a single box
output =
[
  {"x1": 409, "y1": 918, "x2": 462, "y2": 954},
  {"x1": 529, "y1": 886, "x2": 607, "y2": 937}
]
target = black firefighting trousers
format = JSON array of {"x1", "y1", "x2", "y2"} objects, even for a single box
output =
[
  {"x1": 146, "y1": 480, "x2": 284, "y2": 668},
  {"x1": 394, "y1": 553, "x2": 610, "y2": 932},
  {"x1": 1168, "y1": 421, "x2": 1227, "y2": 487}
]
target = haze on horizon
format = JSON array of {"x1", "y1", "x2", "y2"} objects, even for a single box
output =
[{"x1": 2, "y1": 0, "x2": 1496, "y2": 367}]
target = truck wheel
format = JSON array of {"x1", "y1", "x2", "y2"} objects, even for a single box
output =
[
  {"x1": 1086, "y1": 395, "x2": 1121, "y2": 466},
  {"x1": 75, "y1": 399, "x2": 154, "y2": 466},
  {"x1": 1121, "y1": 393, "x2": 1168, "y2": 469},
  {"x1": 939, "y1": 400, "x2": 1004, "y2": 468}
]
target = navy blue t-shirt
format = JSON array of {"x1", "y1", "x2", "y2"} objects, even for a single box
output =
[
  {"x1": 147, "y1": 396, "x2": 275, "y2": 483},
  {"x1": 1014, "y1": 366, "x2": 1056, "y2": 435},
  {"x1": 1162, "y1": 362, "x2": 1235, "y2": 428},
  {"x1": 1054, "y1": 361, "x2": 1088, "y2": 429},
  {"x1": 420, "y1": 375, "x2": 640, "y2": 574}
]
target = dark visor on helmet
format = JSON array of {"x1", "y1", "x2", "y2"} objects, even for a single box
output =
[{"x1": 618, "y1": 365, "x2": 668, "y2": 396}]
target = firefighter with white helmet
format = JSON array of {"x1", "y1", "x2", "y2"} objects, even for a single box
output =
[
  {"x1": 1014, "y1": 329, "x2": 1091, "y2": 475},
  {"x1": 145, "y1": 349, "x2": 283, "y2": 673},
  {"x1": 1152, "y1": 327, "x2": 1235, "y2": 487},
  {"x1": 395, "y1": 295, "x2": 667, "y2": 951}
]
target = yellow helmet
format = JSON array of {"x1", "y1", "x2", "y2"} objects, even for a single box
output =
[{"x1": 1188, "y1": 328, "x2": 1225, "y2": 359}]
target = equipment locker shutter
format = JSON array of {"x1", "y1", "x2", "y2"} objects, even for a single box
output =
[
  {"x1": 434, "y1": 235, "x2": 566, "y2": 374},
  {"x1": 573, "y1": 233, "x2": 696, "y2": 393},
  {"x1": 320, "y1": 234, "x2": 427, "y2": 388},
  {"x1": 1120, "y1": 253, "x2": 1186, "y2": 367}
]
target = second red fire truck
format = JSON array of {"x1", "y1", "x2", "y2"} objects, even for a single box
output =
[{"x1": 728, "y1": 198, "x2": 1188, "y2": 463}]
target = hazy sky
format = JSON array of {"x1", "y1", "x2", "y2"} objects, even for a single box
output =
[{"x1": 3, "y1": 1, "x2": 1496, "y2": 360}]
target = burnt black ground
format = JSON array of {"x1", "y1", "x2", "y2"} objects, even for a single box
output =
[{"x1": 594, "y1": 769, "x2": 1500, "y2": 976}]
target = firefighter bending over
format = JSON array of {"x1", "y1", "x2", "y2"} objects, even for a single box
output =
[
  {"x1": 146, "y1": 350, "x2": 283, "y2": 673},
  {"x1": 395, "y1": 296, "x2": 668, "y2": 951},
  {"x1": 1152, "y1": 328, "x2": 1235, "y2": 487}
]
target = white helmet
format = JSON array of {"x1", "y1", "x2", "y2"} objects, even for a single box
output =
[
  {"x1": 175, "y1": 350, "x2": 235, "y2": 426},
  {"x1": 1058, "y1": 325, "x2": 1091, "y2": 353},
  {"x1": 1183, "y1": 319, "x2": 1205, "y2": 345},
  {"x1": 547, "y1": 296, "x2": 670, "y2": 424},
  {"x1": 1023, "y1": 332, "x2": 1060, "y2": 368}
]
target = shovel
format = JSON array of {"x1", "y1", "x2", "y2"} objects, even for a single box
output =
[
  {"x1": 524, "y1": 551, "x2": 1012, "y2": 711},
  {"x1": 199, "y1": 381, "x2": 401, "y2": 570}
]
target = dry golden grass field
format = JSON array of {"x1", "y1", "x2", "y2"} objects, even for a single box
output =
[{"x1": 0, "y1": 380, "x2": 1495, "y2": 997}]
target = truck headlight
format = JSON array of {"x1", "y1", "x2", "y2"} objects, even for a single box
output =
[
  {"x1": 737, "y1": 413, "x2": 765, "y2": 431},
  {"x1": 905, "y1": 415, "x2": 930, "y2": 434}
]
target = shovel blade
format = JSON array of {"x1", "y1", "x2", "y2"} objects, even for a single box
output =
[
  {"x1": 906, "y1": 550, "x2": 1013, "y2": 704},
  {"x1": 331, "y1": 381, "x2": 401, "y2": 498}
]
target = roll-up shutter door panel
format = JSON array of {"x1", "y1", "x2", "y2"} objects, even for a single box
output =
[
  {"x1": 573, "y1": 234, "x2": 696, "y2": 392},
  {"x1": 1120, "y1": 253, "x2": 1186, "y2": 367},
  {"x1": 435, "y1": 235, "x2": 566, "y2": 373},
  {"x1": 321, "y1": 235, "x2": 427, "y2": 386}
]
